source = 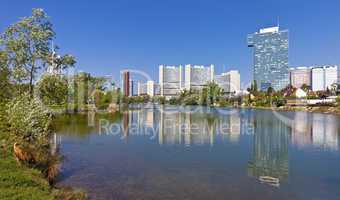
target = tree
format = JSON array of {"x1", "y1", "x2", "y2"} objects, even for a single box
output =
[
  {"x1": 0, "y1": 50, "x2": 12, "y2": 102},
  {"x1": 301, "y1": 84, "x2": 310, "y2": 92},
  {"x1": 37, "y1": 75, "x2": 68, "y2": 105},
  {"x1": 206, "y1": 81, "x2": 222, "y2": 105},
  {"x1": 266, "y1": 86, "x2": 274, "y2": 96},
  {"x1": 253, "y1": 80, "x2": 258, "y2": 92},
  {"x1": 1, "y1": 8, "x2": 54, "y2": 96}
]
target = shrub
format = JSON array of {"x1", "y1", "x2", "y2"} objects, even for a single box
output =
[{"x1": 7, "y1": 93, "x2": 52, "y2": 142}]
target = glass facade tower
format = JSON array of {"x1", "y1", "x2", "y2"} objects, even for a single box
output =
[{"x1": 248, "y1": 26, "x2": 289, "y2": 91}]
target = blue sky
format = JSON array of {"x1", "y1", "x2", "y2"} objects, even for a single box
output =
[{"x1": 1, "y1": 0, "x2": 340, "y2": 87}]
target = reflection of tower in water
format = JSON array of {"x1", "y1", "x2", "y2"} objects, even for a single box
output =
[
  {"x1": 248, "y1": 113, "x2": 289, "y2": 187},
  {"x1": 217, "y1": 111, "x2": 241, "y2": 143},
  {"x1": 312, "y1": 114, "x2": 339, "y2": 150},
  {"x1": 158, "y1": 109, "x2": 183, "y2": 145},
  {"x1": 291, "y1": 112, "x2": 312, "y2": 148},
  {"x1": 122, "y1": 111, "x2": 131, "y2": 139}
]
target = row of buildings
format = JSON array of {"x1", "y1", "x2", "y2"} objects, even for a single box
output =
[
  {"x1": 120, "y1": 25, "x2": 338, "y2": 97},
  {"x1": 290, "y1": 65, "x2": 338, "y2": 91},
  {"x1": 122, "y1": 65, "x2": 241, "y2": 98},
  {"x1": 248, "y1": 25, "x2": 339, "y2": 92}
]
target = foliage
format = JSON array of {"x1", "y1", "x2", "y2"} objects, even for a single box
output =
[
  {"x1": 152, "y1": 96, "x2": 165, "y2": 104},
  {"x1": 37, "y1": 75, "x2": 68, "y2": 105},
  {"x1": 0, "y1": 51, "x2": 12, "y2": 102},
  {"x1": 169, "y1": 97, "x2": 179, "y2": 105},
  {"x1": 0, "y1": 8, "x2": 55, "y2": 96},
  {"x1": 6, "y1": 93, "x2": 52, "y2": 142},
  {"x1": 70, "y1": 72, "x2": 108, "y2": 108},
  {"x1": 91, "y1": 89, "x2": 120, "y2": 110},
  {"x1": 301, "y1": 84, "x2": 310, "y2": 92},
  {"x1": 0, "y1": 8, "x2": 76, "y2": 97},
  {"x1": 122, "y1": 95, "x2": 151, "y2": 104}
]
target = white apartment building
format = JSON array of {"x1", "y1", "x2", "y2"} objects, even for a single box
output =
[
  {"x1": 159, "y1": 65, "x2": 182, "y2": 97},
  {"x1": 137, "y1": 80, "x2": 155, "y2": 96},
  {"x1": 325, "y1": 66, "x2": 338, "y2": 90},
  {"x1": 312, "y1": 65, "x2": 338, "y2": 91},
  {"x1": 185, "y1": 64, "x2": 214, "y2": 91},
  {"x1": 215, "y1": 70, "x2": 240, "y2": 93},
  {"x1": 146, "y1": 80, "x2": 155, "y2": 97},
  {"x1": 289, "y1": 67, "x2": 311, "y2": 88},
  {"x1": 226, "y1": 70, "x2": 241, "y2": 93}
]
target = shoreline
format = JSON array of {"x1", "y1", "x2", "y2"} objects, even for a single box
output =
[
  {"x1": 239, "y1": 105, "x2": 340, "y2": 115},
  {"x1": 51, "y1": 103, "x2": 340, "y2": 116}
]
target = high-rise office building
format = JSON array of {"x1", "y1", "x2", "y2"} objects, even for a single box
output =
[
  {"x1": 185, "y1": 64, "x2": 214, "y2": 91},
  {"x1": 289, "y1": 67, "x2": 312, "y2": 88},
  {"x1": 248, "y1": 26, "x2": 289, "y2": 91},
  {"x1": 121, "y1": 70, "x2": 130, "y2": 96},
  {"x1": 215, "y1": 70, "x2": 241, "y2": 93},
  {"x1": 159, "y1": 65, "x2": 182, "y2": 98}
]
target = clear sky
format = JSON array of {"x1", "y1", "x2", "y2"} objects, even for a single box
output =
[{"x1": 1, "y1": 0, "x2": 340, "y2": 87}]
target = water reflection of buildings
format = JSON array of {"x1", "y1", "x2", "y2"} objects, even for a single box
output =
[
  {"x1": 291, "y1": 112, "x2": 339, "y2": 151},
  {"x1": 248, "y1": 113, "x2": 289, "y2": 187},
  {"x1": 218, "y1": 111, "x2": 241, "y2": 143},
  {"x1": 120, "y1": 107, "x2": 244, "y2": 146}
]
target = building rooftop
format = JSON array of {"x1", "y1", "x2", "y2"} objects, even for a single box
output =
[{"x1": 259, "y1": 26, "x2": 279, "y2": 34}]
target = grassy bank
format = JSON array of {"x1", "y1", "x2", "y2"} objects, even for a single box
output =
[{"x1": 0, "y1": 134, "x2": 86, "y2": 200}]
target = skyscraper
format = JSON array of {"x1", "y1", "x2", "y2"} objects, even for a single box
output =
[
  {"x1": 185, "y1": 64, "x2": 214, "y2": 91},
  {"x1": 247, "y1": 26, "x2": 289, "y2": 91},
  {"x1": 159, "y1": 65, "x2": 182, "y2": 98},
  {"x1": 121, "y1": 70, "x2": 130, "y2": 96}
]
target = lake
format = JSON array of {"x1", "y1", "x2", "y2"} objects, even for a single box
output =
[{"x1": 54, "y1": 105, "x2": 340, "y2": 200}]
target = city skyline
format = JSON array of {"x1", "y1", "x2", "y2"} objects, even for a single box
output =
[{"x1": 1, "y1": 0, "x2": 339, "y2": 84}]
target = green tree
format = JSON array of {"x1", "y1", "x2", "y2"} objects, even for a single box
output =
[
  {"x1": 0, "y1": 51, "x2": 12, "y2": 102},
  {"x1": 266, "y1": 86, "x2": 274, "y2": 96},
  {"x1": 301, "y1": 84, "x2": 310, "y2": 92},
  {"x1": 37, "y1": 75, "x2": 68, "y2": 105},
  {"x1": 1, "y1": 8, "x2": 54, "y2": 96},
  {"x1": 206, "y1": 81, "x2": 221, "y2": 105},
  {"x1": 253, "y1": 80, "x2": 258, "y2": 92}
]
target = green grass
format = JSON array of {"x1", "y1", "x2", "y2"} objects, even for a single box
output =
[
  {"x1": 0, "y1": 143, "x2": 54, "y2": 200},
  {"x1": 0, "y1": 134, "x2": 86, "y2": 200}
]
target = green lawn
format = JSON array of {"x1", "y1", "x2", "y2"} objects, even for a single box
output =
[
  {"x1": 0, "y1": 142, "x2": 55, "y2": 200},
  {"x1": 0, "y1": 135, "x2": 86, "y2": 200}
]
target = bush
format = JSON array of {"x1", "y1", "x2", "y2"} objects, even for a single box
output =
[{"x1": 7, "y1": 93, "x2": 52, "y2": 142}]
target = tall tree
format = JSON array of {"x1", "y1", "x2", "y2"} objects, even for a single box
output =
[
  {"x1": 1, "y1": 8, "x2": 55, "y2": 96},
  {"x1": 0, "y1": 50, "x2": 12, "y2": 102}
]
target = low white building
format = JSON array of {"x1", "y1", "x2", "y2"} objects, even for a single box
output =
[{"x1": 215, "y1": 70, "x2": 240, "y2": 94}]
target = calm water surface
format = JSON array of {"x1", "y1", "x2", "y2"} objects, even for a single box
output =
[{"x1": 54, "y1": 105, "x2": 340, "y2": 200}]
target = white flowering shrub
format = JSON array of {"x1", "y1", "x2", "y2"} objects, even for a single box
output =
[{"x1": 7, "y1": 93, "x2": 52, "y2": 142}]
